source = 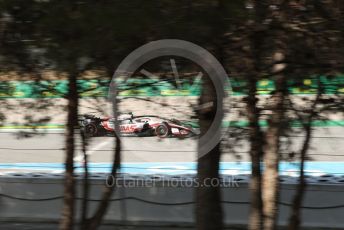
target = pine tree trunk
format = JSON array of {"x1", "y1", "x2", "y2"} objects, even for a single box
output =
[
  {"x1": 80, "y1": 132, "x2": 89, "y2": 230},
  {"x1": 60, "y1": 72, "x2": 78, "y2": 230},
  {"x1": 287, "y1": 124, "x2": 310, "y2": 230},
  {"x1": 247, "y1": 77, "x2": 264, "y2": 230},
  {"x1": 288, "y1": 83, "x2": 321, "y2": 230},
  {"x1": 196, "y1": 144, "x2": 222, "y2": 230},
  {"x1": 262, "y1": 75, "x2": 286, "y2": 230},
  {"x1": 247, "y1": 2, "x2": 267, "y2": 228},
  {"x1": 196, "y1": 74, "x2": 223, "y2": 230}
]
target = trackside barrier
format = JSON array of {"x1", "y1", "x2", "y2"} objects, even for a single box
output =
[
  {"x1": 1, "y1": 77, "x2": 344, "y2": 98},
  {"x1": 0, "y1": 173, "x2": 344, "y2": 228}
]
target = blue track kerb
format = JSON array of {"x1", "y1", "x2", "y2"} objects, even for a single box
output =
[{"x1": 0, "y1": 162, "x2": 343, "y2": 176}]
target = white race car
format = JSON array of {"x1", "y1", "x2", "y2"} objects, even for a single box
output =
[{"x1": 80, "y1": 113, "x2": 197, "y2": 138}]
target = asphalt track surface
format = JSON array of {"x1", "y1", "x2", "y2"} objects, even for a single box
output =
[
  {"x1": 0, "y1": 128, "x2": 343, "y2": 229},
  {"x1": 0, "y1": 127, "x2": 343, "y2": 164}
]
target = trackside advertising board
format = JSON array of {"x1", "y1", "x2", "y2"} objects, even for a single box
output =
[{"x1": 0, "y1": 76, "x2": 343, "y2": 98}]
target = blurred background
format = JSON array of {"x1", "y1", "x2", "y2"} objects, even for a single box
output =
[{"x1": 0, "y1": 1, "x2": 344, "y2": 230}]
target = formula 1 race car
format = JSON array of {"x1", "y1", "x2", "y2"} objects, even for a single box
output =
[{"x1": 79, "y1": 113, "x2": 197, "y2": 138}]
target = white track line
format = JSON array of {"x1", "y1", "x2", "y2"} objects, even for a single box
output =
[
  {"x1": 0, "y1": 129, "x2": 64, "y2": 133},
  {"x1": 74, "y1": 138, "x2": 113, "y2": 162}
]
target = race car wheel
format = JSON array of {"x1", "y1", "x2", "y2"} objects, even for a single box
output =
[
  {"x1": 155, "y1": 123, "x2": 169, "y2": 138},
  {"x1": 84, "y1": 124, "x2": 98, "y2": 137}
]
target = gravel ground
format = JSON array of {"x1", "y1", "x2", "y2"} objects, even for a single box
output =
[{"x1": 1, "y1": 96, "x2": 343, "y2": 126}]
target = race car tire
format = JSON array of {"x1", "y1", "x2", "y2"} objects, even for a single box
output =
[
  {"x1": 155, "y1": 123, "x2": 170, "y2": 138},
  {"x1": 83, "y1": 124, "x2": 98, "y2": 137}
]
